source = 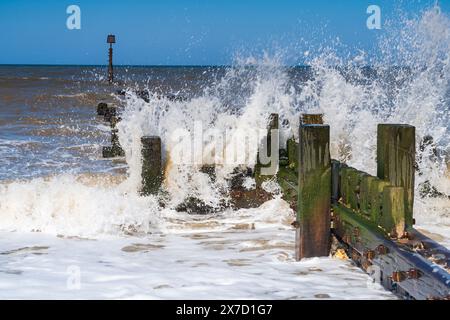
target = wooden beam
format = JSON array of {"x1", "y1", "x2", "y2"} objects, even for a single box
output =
[
  {"x1": 333, "y1": 203, "x2": 450, "y2": 300},
  {"x1": 296, "y1": 124, "x2": 331, "y2": 260}
]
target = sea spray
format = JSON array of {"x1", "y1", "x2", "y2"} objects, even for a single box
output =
[
  {"x1": 0, "y1": 5, "x2": 448, "y2": 237},
  {"x1": 117, "y1": 5, "x2": 449, "y2": 224}
]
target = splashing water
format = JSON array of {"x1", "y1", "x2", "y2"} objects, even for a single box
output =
[
  {"x1": 115, "y1": 5, "x2": 450, "y2": 229},
  {"x1": 0, "y1": 5, "x2": 448, "y2": 239}
]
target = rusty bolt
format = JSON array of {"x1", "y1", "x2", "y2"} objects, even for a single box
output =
[
  {"x1": 377, "y1": 244, "x2": 389, "y2": 255},
  {"x1": 407, "y1": 268, "x2": 421, "y2": 279},
  {"x1": 364, "y1": 250, "x2": 376, "y2": 261}
]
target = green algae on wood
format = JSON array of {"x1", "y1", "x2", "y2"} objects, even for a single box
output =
[
  {"x1": 368, "y1": 178, "x2": 390, "y2": 226},
  {"x1": 377, "y1": 124, "x2": 415, "y2": 227},
  {"x1": 286, "y1": 137, "x2": 298, "y2": 171},
  {"x1": 296, "y1": 124, "x2": 331, "y2": 260},
  {"x1": 381, "y1": 186, "x2": 406, "y2": 238}
]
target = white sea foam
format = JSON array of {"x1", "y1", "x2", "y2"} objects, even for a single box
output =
[
  {"x1": 0, "y1": 174, "x2": 161, "y2": 237},
  {"x1": 0, "y1": 199, "x2": 395, "y2": 299}
]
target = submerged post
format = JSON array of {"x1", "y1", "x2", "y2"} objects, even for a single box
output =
[
  {"x1": 300, "y1": 113, "x2": 323, "y2": 125},
  {"x1": 107, "y1": 34, "x2": 116, "y2": 83},
  {"x1": 377, "y1": 124, "x2": 415, "y2": 228},
  {"x1": 141, "y1": 136, "x2": 162, "y2": 196},
  {"x1": 296, "y1": 124, "x2": 331, "y2": 260}
]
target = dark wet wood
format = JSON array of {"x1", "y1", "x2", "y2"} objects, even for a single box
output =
[
  {"x1": 296, "y1": 124, "x2": 331, "y2": 260},
  {"x1": 141, "y1": 136, "x2": 162, "y2": 195}
]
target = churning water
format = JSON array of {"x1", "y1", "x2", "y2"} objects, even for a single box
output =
[{"x1": 0, "y1": 5, "x2": 448, "y2": 299}]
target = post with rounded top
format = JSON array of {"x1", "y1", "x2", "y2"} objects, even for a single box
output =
[{"x1": 141, "y1": 136, "x2": 162, "y2": 196}]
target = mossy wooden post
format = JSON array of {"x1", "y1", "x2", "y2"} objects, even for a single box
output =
[
  {"x1": 296, "y1": 124, "x2": 331, "y2": 260},
  {"x1": 377, "y1": 124, "x2": 415, "y2": 228},
  {"x1": 141, "y1": 136, "x2": 162, "y2": 196}
]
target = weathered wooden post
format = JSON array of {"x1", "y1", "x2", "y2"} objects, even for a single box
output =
[
  {"x1": 296, "y1": 124, "x2": 331, "y2": 260},
  {"x1": 286, "y1": 113, "x2": 324, "y2": 171},
  {"x1": 141, "y1": 136, "x2": 162, "y2": 195},
  {"x1": 377, "y1": 124, "x2": 415, "y2": 228},
  {"x1": 107, "y1": 34, "x2": 115, "y2": 83}
]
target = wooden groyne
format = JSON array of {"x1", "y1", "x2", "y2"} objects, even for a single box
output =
[{"x1": 93, "y1": 99, "x2": 449, "y2": 299}]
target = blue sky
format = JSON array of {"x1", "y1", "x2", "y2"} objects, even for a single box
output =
[{"x1": 0, "y1": 0, "x2": 448, "y2": 65}]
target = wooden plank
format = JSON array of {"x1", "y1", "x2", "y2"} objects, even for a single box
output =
[
  {"x1": 368, "y1": 178, "x2": 390, "y2": 226},
  {"x1": 359, "y1": 175, "x2": 375, "y2": 217},
  {"x1": 333, "y1": 203, "x2": 450, "y2": 300},
  {"x1": 377, "y1": 124, "x2": 416, "y2": 227},
  {"x1": 339, "y1": 166, "x2": 351, "y2": 206},
  {"x1": 331, "y1": 160, "x2": 342, "y2": 204},
  {"x1": 347, "y1": 169, "x2": 363, "y2": 211},
  {"x1": 277, "y1": 166, "x2": 298, "y2": 209},
  {"x1": 286, "y1": 138, "x2": 298, "y2": 171},
  {"x1": 381, "y1": 186, "x2": 406, "y2": 238},
  {"x1": 296, "y1": 124, "x2": 331, "y2": 260}
]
